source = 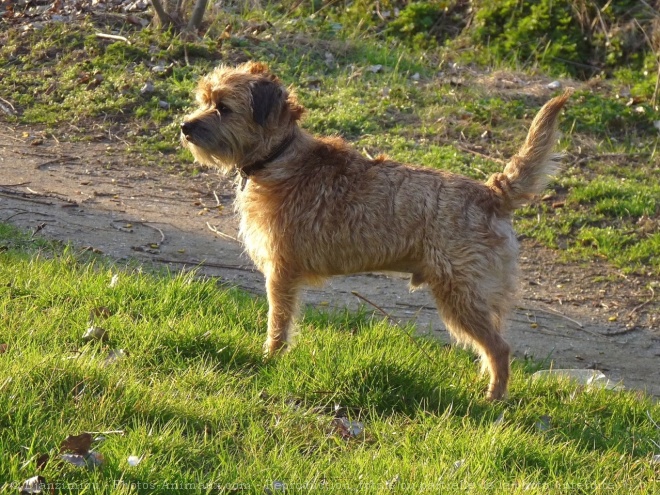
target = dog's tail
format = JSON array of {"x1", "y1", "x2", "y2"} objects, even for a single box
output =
[{"x1": 486, "y1": 90, "x2": 572, "y2": 211}]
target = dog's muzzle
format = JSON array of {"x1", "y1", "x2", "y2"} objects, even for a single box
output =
[{"x1": 180, "y1": 121, "x2": 197, "y2": 142}]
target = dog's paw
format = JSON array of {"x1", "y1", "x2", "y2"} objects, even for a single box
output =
[{"x1": 263, "y1": 338, "x2": 288, "y2": 358}]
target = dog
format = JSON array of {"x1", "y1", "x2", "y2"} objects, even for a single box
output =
[{"x1": 180, "y1": 61, "x2": 570, "y2": 400}]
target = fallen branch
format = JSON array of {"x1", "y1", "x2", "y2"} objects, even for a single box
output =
[
  {"x1": 143, "y1": 223, "x2": 166, "y2": 244},
  {"x1": 35, "y1": 155, "x2": 79, "y2": 170},
  {"x1": 603, "y1": 327, "x2": 639, "y2": 336},
  {"x1": 0, "y1": 97, "x2": 16, "y2": 116},
  {"x1": 517, "y1": 305, "x2": 583, "y2": 328},
  {"x1": 0, "y1": 181, "x2": 30, "y2": 187},
  {"x1": 0, "y1": 191, "x2": 54, "y2": 206},
  {"x1": 207, "y1": 222, "x2": 238, "y2": 242},
  {"x1": 151, "y1": 257, "x2": 257, "y2": 273},
  {"x1": 627, "y1": 287, "x2": 655, "y2": 318},
  {"x1": 95, "y1": 32, "x2": 131, "y2": 44},
  {"x1": 0, "y1": 133, "x2": 25, "y2": 146}
]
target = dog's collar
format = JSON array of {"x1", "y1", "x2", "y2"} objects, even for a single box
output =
[{"x1": 239, "y1": 133, "x2": 296, "y2": 180}]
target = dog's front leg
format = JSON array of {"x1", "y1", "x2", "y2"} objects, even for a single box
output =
[{"x1": 264, "y1": 271, "x2": 301, "y2": 356}]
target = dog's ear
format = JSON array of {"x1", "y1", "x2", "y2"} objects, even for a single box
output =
[
  {"x1": 250, "y1": 79, "x2": 284, "y2": 126},
  {"x1": 246, "y1": 61, "x2": 270, "y2": 75}
]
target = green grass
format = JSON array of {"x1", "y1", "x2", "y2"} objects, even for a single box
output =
[
  {"x1": 1, "y1": 225, "x2": 659, "y2": 493},
  {"x1": 1, "y1": 3, "x2": 659, "y2": 491}
]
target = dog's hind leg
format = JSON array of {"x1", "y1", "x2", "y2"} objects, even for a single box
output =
[
  {"x1": 264, "y1": 269, "x2": 301, "y2": 356},
  {"x1": 430, "y1": 283, "x2": 511, "y2": 400}
]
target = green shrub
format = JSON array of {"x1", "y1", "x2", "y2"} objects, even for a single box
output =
[
  {"x1": 386, "y1": 1, "x2": 470, "y2": 46},
  {"x1": 470, "y1": 0, "x2": 659, "y2": 78}
]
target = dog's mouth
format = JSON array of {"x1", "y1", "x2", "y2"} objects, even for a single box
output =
[{"x1": 180, "y1": 131, "x2": 194, "y2": 145}]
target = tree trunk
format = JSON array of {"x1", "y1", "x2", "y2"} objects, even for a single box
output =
[
  {"x1": 186, "y1": 0, "x2": 208, "y2": 32},
  {"x1": 150, "y1": 0, "x2": 172, "y2": 28}
]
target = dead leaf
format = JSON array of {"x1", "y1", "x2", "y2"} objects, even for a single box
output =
[
  {"x1": 60, "y1": 452, "x2": 103, "y2": 469},
  {"x1": 60, "y1": 454, "x2": 87, "y2": 468},
  {"x1": 60, "y1": 433, "x2": 93, "y2": 455},
  {"x1": 140, "y1": 82, "x2": 154, "y2": 95},
  {"x1": 20, "y1": 475, "x2": 46, "y2": 494},
  {"x1": 385, "y1": 474, "x2": 400, "y2": 488},
  {"x1": 36, "y1": 453, "x2": 49, "y2": 470},
  {"x1": 0, "y1": 343, "x2": 7, "y2": 354},
  {"x1": 331, "y1": 417, "x2": 364, "y2": 439},
  {"x1": 82, "y1": 325, "x2": 108, "y2": 343},
  {"x1": 104, "y1": 348, "x2": 128, "y2": 366},
  {"x1": 220, "y1": 24, "x2": 232, "y2": 40}
]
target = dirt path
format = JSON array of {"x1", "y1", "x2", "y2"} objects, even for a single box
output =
[{"x1": 1, "y1": 125, "x2": 659, "y2": 397}]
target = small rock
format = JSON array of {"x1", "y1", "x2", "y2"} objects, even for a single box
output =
[
  {"x1": 140, "y1": 81, "x2": 154, "y2": 94},
  {"x1": 547, "y1": 80, "x2": 562, "y2": 90},
  {"x1": 158, "y1": 100, "x2": 169, "y2": 109},
  {"x1": 368, "y1": 64, "x2": 383, "y2": 73},
  {"x1": 617, "y1": 88, "x2": 631, "y2": 99},
  {"x1": 324, "y1": 52, "x2": 335, "y2": 68}
]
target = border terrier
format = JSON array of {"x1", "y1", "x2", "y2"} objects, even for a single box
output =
[{"x1": 181, "y1": 62, "x2": 570, "y2": 400}]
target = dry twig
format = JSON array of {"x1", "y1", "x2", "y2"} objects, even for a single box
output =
[
  {"x1": 95, "y1": 32, "x2": 131, "y2": 44},
  {"x1": 206, "y1": 222, "x2": 238, "y2": 242}
]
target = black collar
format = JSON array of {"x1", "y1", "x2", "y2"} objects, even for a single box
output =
[{"x1": 239, "y1": 133, "x2": 296, "y2": 179}]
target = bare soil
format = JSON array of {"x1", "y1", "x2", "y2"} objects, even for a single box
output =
[{"x1": 1, "y1": 124, "x2": 659, "y2": 397}]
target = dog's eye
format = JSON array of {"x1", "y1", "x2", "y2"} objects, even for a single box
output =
[{"x1": 216, "y1": 102, "x2": 231, "y2": 114}]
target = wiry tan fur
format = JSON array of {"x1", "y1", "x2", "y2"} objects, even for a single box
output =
[{"x1": 181, "y1": 62, "x2": 571, "y2": 400}]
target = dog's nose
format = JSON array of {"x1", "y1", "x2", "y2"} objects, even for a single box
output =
[{"x1": 180, "y1": 121, "x2": 194, "y2": 135}]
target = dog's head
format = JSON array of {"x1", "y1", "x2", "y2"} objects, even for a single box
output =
[{"x1": 180, "y1": 62, "x2": 304, "y2": 173}]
